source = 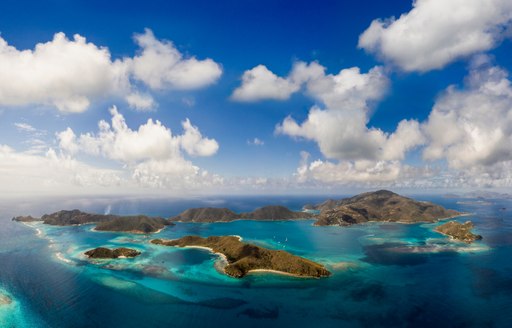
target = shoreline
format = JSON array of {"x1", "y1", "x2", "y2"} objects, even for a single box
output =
[
  {"x1": 246, "y1": 269, "x2": 313, "y2": 278},
  {"x1": 170, "y1": 217, "x2": 315, "y2": 224},
  {"x1": 168, "y1": 240, "x2": 326, "y2": 279},
  {"x1": 92, "y1": 226, "x2": 166, "y2": 234},
  {"x1": 313, "y1": 213, "x2": 472, "y2": 227}
]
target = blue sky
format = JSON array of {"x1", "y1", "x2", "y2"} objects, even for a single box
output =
[{"x1": 1, "y1": 0, "x2": 512, "y2": 196}]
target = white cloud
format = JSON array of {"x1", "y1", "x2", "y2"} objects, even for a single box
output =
[
  {"x1": 231, "y1": 65, "x2": 300, "y2": 101},
  {"x1": 55, "y1": 106, "x2": 219, "y2": 189},
  {"x1": 275, "y1": 64, "x2": 424, "y2": 162},
  {"x1": 423, "y1": 58, "x2": 512, "y2": 172},
  {"x1": 179, "y1": 119, "x2": 219, "y2": 156},
  {"x1": 125, "y1": 92, "x2": 156, "y2": 111},
  {"x1": 14, "y1": 123, "x2": 37, "y2": 133},
  {"x1": 58, "y1": 106, "x2": 218, "y2": 162},
  {"x1": 233, "y1": 61, "x2": 424, "y2": 183},
  {"x1": 0, "y1": 29, "x2": 222, "y2": 113},
  {"x1": 130, "y1": 29, "x2": 222, "y2": 90},
  {"x1": 358, "y1": 0, "x2": 512, "y2": 72},
  {"x1": 0, "y1": 145, "x2": 122, "y2": 195},
  {"x1": 233, "y1": 60, "x2": 428, "y2": 184},
  {"x1": 295, "y1": 151, "x2": 401, "y2": 183},
  {"x1": 0, "y1": 32, "x2": 128, "y2": 113},
  {"x1": 304, "y1": 65, "x2": 389, "y2": 109},
  {"x1": 247, "y1": 138, "x2": 264, "y2": 146}
]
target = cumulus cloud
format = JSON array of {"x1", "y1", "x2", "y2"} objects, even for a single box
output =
[
  {"x1": 358, "y1": 0, "x2": 512, "y2": 72},
  {"x1": 423, "y1": 57, "x2": 512, "y2": 173},
  {"x1": 0, "y1": 33, "x2": 127, "y2": 113},
  {"x1": 130, "y1": 29, "x2": 222, "y2": 90},
  {"x1": 233, "y1": 61, "x2": 425, "y2": 183},
  {"x1": 295, "y1": 151, "x2": 401, "y2": 183},
  {"x1": 125, "y1": 92, "x2": 156, "y2": 111},
  {"x1": 274, "y1": 64, "x2": 424, "y2": 162},
  {"x1": 0, "y1": 29, "x2": 222, "y2": 113},
  {"x1": 56, "y1": 106, "x2": 219, "y2": 188},
  {"x1": 179, "y1": 119, "x2": 219, "y2": 156},
  {"x1": 58, "y1": 106, "x2": 218, "y2": 161},
  {"x1": 231, "y1": 65, "x2": 300, "y2": 101}
]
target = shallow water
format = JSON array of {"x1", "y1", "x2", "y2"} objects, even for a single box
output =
[{"x1": 0, "y1": 195, "x2": 511, "y2": 327}]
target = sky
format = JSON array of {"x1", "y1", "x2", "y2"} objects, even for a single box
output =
[{"x1": 1, "y1": 0, "x2": 512, "y2": 196}]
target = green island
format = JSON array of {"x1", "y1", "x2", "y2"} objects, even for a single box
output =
[
  {"x1": 13, "y1": 209, "x2": 173, "y2": 233},
  {"x1": 435, "y1": 221, "x2": 482, "y2": 243},
  {"x1": 151, "y1": 236, "x2": 331, "y2": 278},
  {"x1": 312, "y1": 190, "x2": 461, "y2": 226},
  {"x1": 84, "y1": 247, "x2": 141, "y2": 259},
  {"x1": 170, "y1": 205, "x2": 313, "y2": 222}
]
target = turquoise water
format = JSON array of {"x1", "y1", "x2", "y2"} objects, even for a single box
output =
[{"x1": 0, "y1": 195, "x2": 511, "y2": 327}]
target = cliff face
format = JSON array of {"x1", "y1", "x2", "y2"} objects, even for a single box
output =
[
  {"x1": 151, "y1": 236, "x2": 330, "y2": 278},
  {"x1": 435, "y1": 221, "x2": 482, "y2": 243},
  {"x1": 314, "y1": 190, "x2": 460, "y2": 226},
  {"x1": 170, "y1": 205, "x2": 312, "y2": 223}
]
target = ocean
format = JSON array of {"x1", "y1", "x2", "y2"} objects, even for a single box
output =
[{"x1": 0, "y1": 195, "x2": 511, "y2": 327}]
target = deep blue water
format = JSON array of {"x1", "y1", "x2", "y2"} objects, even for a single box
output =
[{"x1": 0, "y1": 195, "x2": 511, "y2": 327}]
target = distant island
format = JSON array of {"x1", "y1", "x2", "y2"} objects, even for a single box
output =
[
  {"x1": 84, "y1": 247, "x2": 141, "y2": 259},
  {"x1": 151, "y1": 236, "x2": 331, "y2": 278},
  {"x1": 170, "y1": 205, "x2": 313, "y2": 223},
  {"x1": 435, "y1": 221, "x2": 482, "y2": 243},
  {"x1": 169, "y1": 190, "x2": 461, "y2": 226},
  {"x1": 311, "y1": 190, "x2": 461, "y2": 226},
  {"x1": 13, "y1": 190, "x2": 462, "y2": 232},
  {"x1": 13, "y1": 209, "x2": 173, "y2": 234}
]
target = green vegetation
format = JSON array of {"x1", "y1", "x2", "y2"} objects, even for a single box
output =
[
  {"x1": 84, "y1": 247, "x2": 141, "y2": 259},
  {"x1": 435, "y1": 221, "x2": 482, "y2": 243},
  {"x1": 151, "y1": 235, "x2": 330, "y2": 278}
]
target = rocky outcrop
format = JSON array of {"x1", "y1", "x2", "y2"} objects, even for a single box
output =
[
  {"x1": 151, "y1": 236, "x2": 330, "y2": 278},
  {"x1": 170, "y1": 205, "x2": 312, "y2": 223},
  {"x1": 314, "y1": 190, "x2": 461, "y2": 226},
  {"x1": 435, "y1": 221, "x2": 482, "y2": 243},
  {"x1": 84, "y1": 247, "x2": 141, "y2": 259}
]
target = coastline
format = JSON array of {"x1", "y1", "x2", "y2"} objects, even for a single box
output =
[
  {"x1": 246, "y1": 269, "x2": 314, "y2": 278},
  {"x1": 92, "y1": 226, "x2": 166, "y2": 234},
  {"x1": 314, "y1": 213, "x2": 472, "y2": 227}
]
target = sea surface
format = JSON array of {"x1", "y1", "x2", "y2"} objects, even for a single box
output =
[{"x1": 0, "y1": 195, "x2": 511, "y2": 328}]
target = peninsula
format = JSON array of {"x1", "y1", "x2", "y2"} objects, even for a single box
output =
[
  {"x1": 13, "y1": 209, "x2": 173, "y2": 233},
  {"x1": 312, "y1": 190, "x2": 461, "y2": 226},
  {"x1": 435, "y1": 221, "x2": 482, "y2": 243},
  {"x1": 151, "y1": 236, "x2": 330, "y2": 278},
  {"x1": 84, "y1": 247, "x2": 141, "y2": 259}
]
